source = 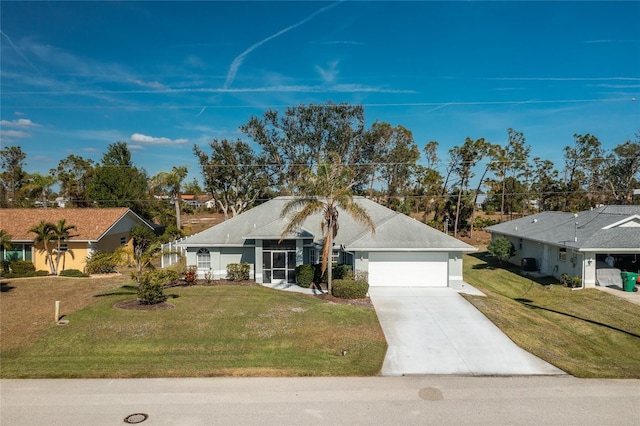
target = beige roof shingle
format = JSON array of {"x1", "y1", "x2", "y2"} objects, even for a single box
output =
[{"x1": 0, "y1": 208, "x2": 133, "y2": 241}]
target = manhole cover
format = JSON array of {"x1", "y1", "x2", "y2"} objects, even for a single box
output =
[{"x1": 124, "y1": 413, "x2": 148, "y2": 424}]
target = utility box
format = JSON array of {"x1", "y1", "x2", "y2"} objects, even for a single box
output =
[{"x1": 522, "y1": 257, "x2": 538, "y2": 272}]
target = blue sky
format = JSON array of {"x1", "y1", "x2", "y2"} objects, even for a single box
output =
[{"x1": 1, "y1": 1, "x2": 639, "y2": 185}]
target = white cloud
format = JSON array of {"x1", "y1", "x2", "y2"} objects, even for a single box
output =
[
  {"x1": 0, "y1": 118, "x2": 40, "y2": 128},
  {"x1": 130, "y1": 133, "x2": 188, "y2": 145},
  {"x1": 0, "y1": 129, "x2": 30, "y2": 142},
  {"x1": 315, "y1": 61, "x2": 339, "y2": 84}
]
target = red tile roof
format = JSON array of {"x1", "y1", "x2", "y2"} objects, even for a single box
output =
[{"x1": 0, "y1": 208, "x2": 133, "y2": 241}]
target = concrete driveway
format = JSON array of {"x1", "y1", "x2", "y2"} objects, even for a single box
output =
[{"x1": 368, "y1": 286, "x2": 565, "y2": 376}]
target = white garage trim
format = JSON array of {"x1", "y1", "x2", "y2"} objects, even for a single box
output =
[{"x1": 368, "y1": 251, "x2": 448, "y2": 287}]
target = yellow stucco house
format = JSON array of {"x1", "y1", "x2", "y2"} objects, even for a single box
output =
[{"x1": 0, "y1": 208, "x2": 155, "y2": 273}]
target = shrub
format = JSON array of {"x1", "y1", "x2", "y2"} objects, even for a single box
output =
[
  {"x1": 137, "y1": 271, "x2": 168, "y2": 305},
  {"x1": 184, "y1": 265, "x2": 197, "y2": 284},
  {"x1": 560, "y1": 273, "x2": 582, "y2": 288},
  {"x1": 59, "y1": 269, "x2": 88, "y2": 278},
  {"x1": 473, "y1": 216, "x2": 498, "y2": 230},
  {"x1": 227, "y1": 263, "x2": 250, "y2": 281},
  {"x1": 10, "y1": 260, "x2": 36, "y2": 275},
  {"x1": 85, "y1": 251, "x2": 121, "y2": 274},
  {"x1": 331, "y1": 279, "x2": 369, "y2": 299},
  {"x1": 333, "y1": 264, "x2": 353, "y2": 280},
  {"x1": 487, "y1": 237, "x2": 515, "y2": 265},
  {"x1": 295, "y1": 264, "x2": 314, "y2": 288}
]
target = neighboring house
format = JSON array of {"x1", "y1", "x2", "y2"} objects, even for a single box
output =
[
  {"x1": 180, "y1": 194, "x2": 212, "y2": 208},
  {"x1": 0, "y1": 208, "x2": 155, "y2": 273},
  {"x1": 485, "y1": 205, "x2": 640, "y2": 288},
  {"x1": 178, "y1": 196, "x2": 476, "y2": 288}
]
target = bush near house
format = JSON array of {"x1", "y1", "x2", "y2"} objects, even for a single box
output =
[
  {"x1": 487, "y1": 236, "x2": 515, "y2": 265},
  {"x1": 332, "y1": 279, "x2": 369, "y2": 299},
  {"x1": 313, "y1": 263, "x2": 353, "y2": 283},
  {"x1": 0, "y1": 260, "x2": 49, "y2": 278},
  {"x1": 295, "y1": 264, "x2": 314, "y2": 288},
  {"x1": 227, "y1": 263, "x2": 250, "y2": 281},
  {"x1": 85, "y1": 251, "x2": 123, "y2": 275},
  {"x1": 59, "y1": 269, "x2": 88, "y2": 278}
]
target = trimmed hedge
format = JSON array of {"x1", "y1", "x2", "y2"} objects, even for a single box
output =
[
  {"x1": 313, "y1": 263, "x2": 353, "y2": 283},
  {"x1": 331, "y1": 279, "x2": 369, "y2": 299},
  {"x1": 227, "y1": 263, "x2": 250, "y2": 281},
  {"x1": 295, "y1": 264, "x2": 314, "y2": 288},
  {"x1": 9, "y1": 260, "x2": 36, "y2": 275},
  {"x1": 59, "y1": 269, "x2": 88, "y2": 278}
]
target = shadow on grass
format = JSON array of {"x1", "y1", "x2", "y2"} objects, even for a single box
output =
[
  {"x1": 469, "y1": 251, "x2": 560, "y2": 287},
  {"x1": 520, "y1": 302, "x2": 640, "y2": 339},
  {"x1": 1, "y1": 281, "x2": 15, "y2": 292},
  {"x1": 94, "y1": 285, "x2": 137, "y2": 298}
]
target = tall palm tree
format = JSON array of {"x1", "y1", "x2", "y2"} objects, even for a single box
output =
[
  {"x1": 29, "y1": 220, "x2": 56, "y2": 274},
  {"x1": 280, "y1": 154, "x2": 375, "y2": 294},
  {"x1": 51, "y1": 219, "x2": 77, "y2": 274},
  {"x1": 23, "y1": 172, "x2": 56, "y2": 208},
  {"x1": 152, "y1": 166, "x2": 188, "y2": 229}
]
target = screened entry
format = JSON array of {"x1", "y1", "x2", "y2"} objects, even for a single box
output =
[{"x1": 262, "y1": 240, "x2": 296, "y2": 284}]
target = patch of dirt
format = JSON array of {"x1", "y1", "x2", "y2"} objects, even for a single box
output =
[{"x1": 113, "y1": 299, "x2": 175, "y2": 311}]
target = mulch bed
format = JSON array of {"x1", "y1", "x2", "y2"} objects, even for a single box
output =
[{"x1": 114, "y1": 299, "x2": 175, "y2": 311}]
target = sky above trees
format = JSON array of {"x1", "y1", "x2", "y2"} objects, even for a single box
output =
[{"x1": 1, "y1": 1, "x2": 639, "y2": 182}]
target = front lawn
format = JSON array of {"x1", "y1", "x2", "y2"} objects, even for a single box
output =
[
  {"x1": 0, "y1": 277, "x2": 386, "y2": 378},
  {"x1": 463, "y1": 253, "x2": 640, "y2": 378}
]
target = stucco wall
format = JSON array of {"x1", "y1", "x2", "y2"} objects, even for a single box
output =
[{"x1": 32, "y1": 242, "x2": 90, "y2": 273}]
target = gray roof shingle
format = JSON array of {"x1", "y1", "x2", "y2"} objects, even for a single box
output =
[{"x1": 486, "y1": 205, "x2": 640, "y2": 251}]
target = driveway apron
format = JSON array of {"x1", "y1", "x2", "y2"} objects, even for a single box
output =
[{"x1": 369, "y1": 286, "x2": 564, "y2": 376}]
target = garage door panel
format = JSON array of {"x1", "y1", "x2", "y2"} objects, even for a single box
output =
[{"x1": 368, "y1": 252, "x2": 448, "y2": 287}]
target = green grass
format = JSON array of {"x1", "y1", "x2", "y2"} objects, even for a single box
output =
[
  {"x1": 463, "y1": 253, "x2": 640, "y2": 378},
  {"x1": 1, "y1": 284, "x2": 386, "y2": 378}
]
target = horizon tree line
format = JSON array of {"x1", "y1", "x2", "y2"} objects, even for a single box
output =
[{"x1": 1, "y1": 102, "x2": 639, "y2": 238}]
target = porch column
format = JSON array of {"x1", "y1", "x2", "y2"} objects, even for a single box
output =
[
  {"x1": 296, "y1": 239, "x2": 303, "y2": 266},
  {"x1": 254, "y1": 239, "x2": 263, "y2": 284}
]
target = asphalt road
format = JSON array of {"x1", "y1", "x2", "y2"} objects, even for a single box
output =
[{"x1": 2, "y1": 376, "x2": 639, "y2": 425}]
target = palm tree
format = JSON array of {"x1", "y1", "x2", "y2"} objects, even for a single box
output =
[
  {"x1": 152, "y1": 166, "x2": 188, "y2": 229},
  {"x1": 280, "y1": 154, "x2": 375, "y2": 294},
  {"x1": 0, "y1": 230, "x2": 12, "y2": 264},
  {"x1": 23, "y1": 172, "x2": 56, "y2": 208},
  {"x1": 51, "y1": 219, "x2": 77, "y2": 274},
  {"x1": 29, "y1": 220, "x2": 56, "y2": 274}
]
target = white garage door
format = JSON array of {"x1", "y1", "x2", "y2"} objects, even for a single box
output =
[{"x1": 368, "y1": 252, "x2": 448, "y2": 287}]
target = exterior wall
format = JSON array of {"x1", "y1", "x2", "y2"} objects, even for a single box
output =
[
  {"x1": 254, "y1": 239, "x2": 263, "y2": 284},
  {"x1": 220, "y1": 247, "x2": 255, "y2": 279},
  {"x1": 189, "y1": 246, "x2": 255, "y2": 280},
  {"x1": 32, "y1": 241, "x2": 91, "y2": 273},
  {"x1": 353, "y1": 251, "x2": 369, "y2": 276},
  {"x1": 96, "y1": 232, "x2": 131, "y2": 253},
  {"x1": 583, "y1": 253, "x2": 596, "y2": 288},
  {"x1": 492, "y1": 233, "x2": 592, "y2": 286},
  {"x1": 448, "y1": 252, "x2": 463, "y2": 288}
]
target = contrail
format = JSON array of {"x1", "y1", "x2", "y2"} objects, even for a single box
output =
[
  {"x1": 223, "y1": 1, "x2": 342, "y2": 89},
  {"x1": 1, "y1": 30, "x2": 39, "y2": 72}
]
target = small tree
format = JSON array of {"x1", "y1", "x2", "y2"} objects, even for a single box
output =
[{"x1": 487, "y1": 237, "x2": 515, "y2": 265}]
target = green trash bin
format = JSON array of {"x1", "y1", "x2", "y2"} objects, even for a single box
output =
[{"x1": 620, "y1": 272, "x2": 639, "y2": 292}]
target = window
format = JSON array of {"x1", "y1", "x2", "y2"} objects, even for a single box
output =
[
  {"x1": 120, "y1": 237, "x2": 127, "y2": 245},
  {"x1": 197, "y1": 248, "x2": 210, "y2": 269},
  {"x1": 559, "y1": 247, "x2": 567, "y2": 261},
  {"x1": 57, "y1": 243, "x2": 68, "y2": 252}
]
